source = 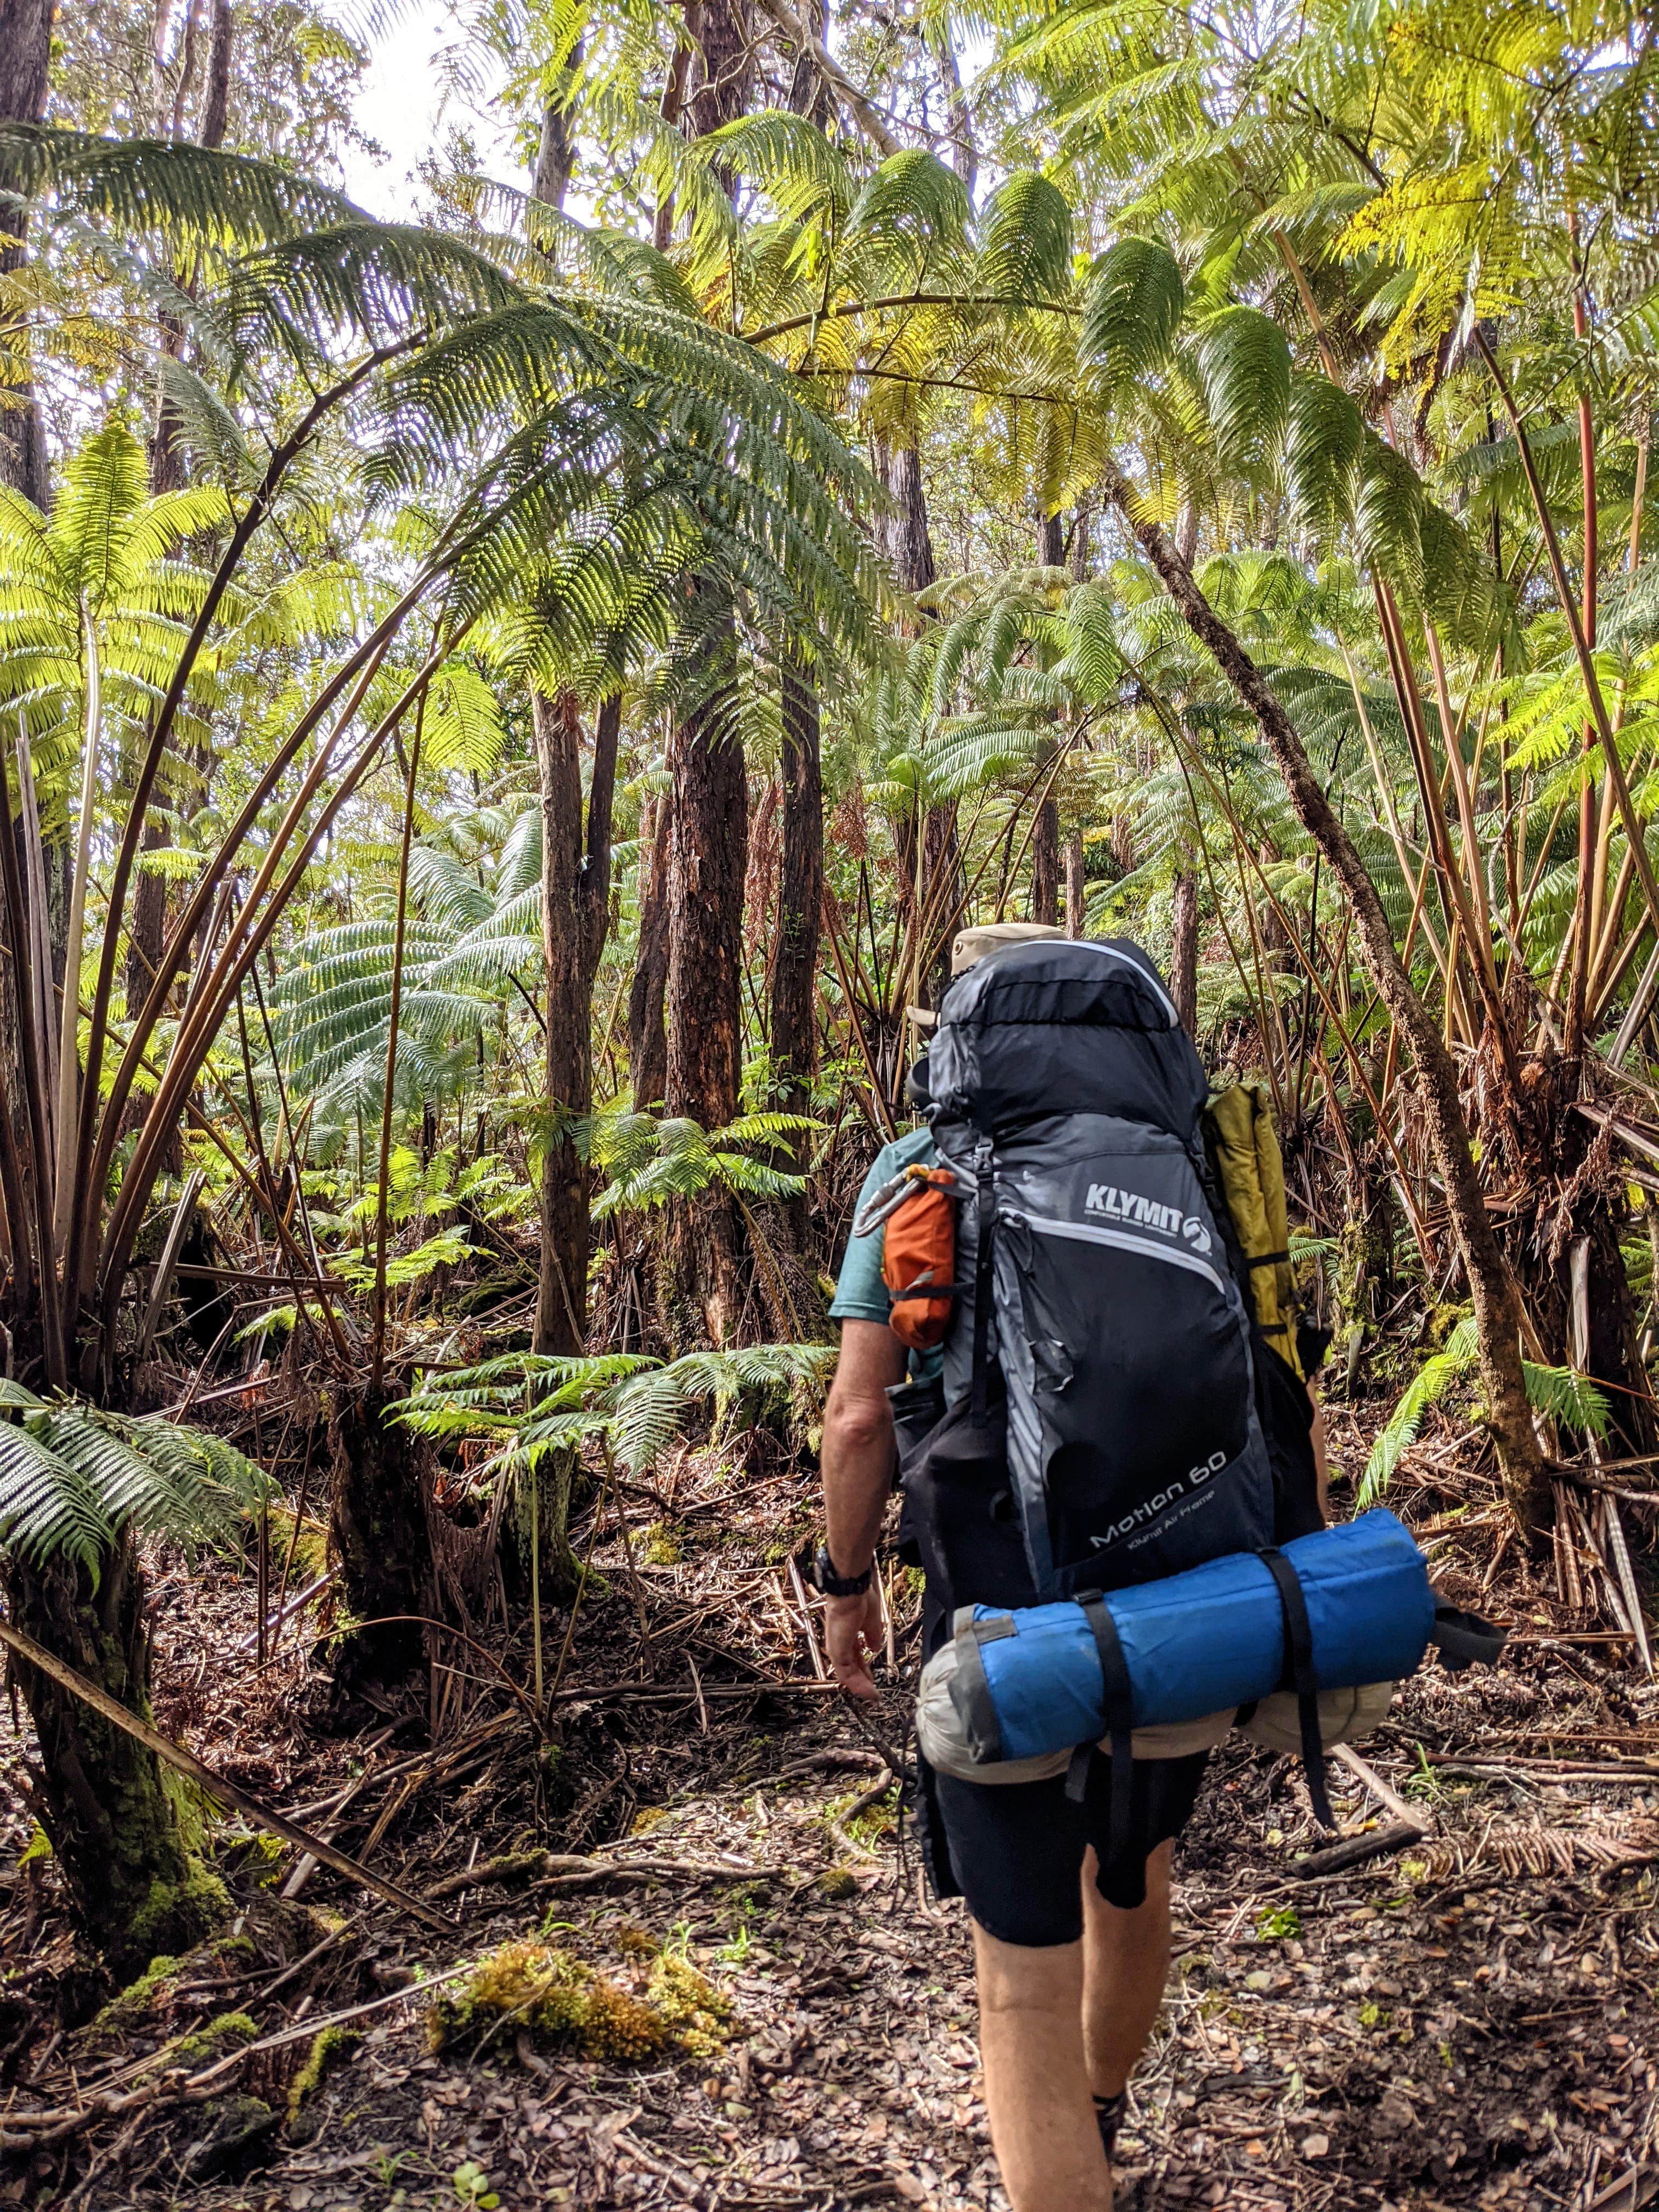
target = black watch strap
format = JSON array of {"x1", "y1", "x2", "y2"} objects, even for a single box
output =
[{"x1": 814, "y1": 1544, "x2": 873, "y2": 1598}]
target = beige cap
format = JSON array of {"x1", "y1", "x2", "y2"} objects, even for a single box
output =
[
  {"x1": 949, "y1": 921, "x2": 1066, "y2": 976},
  {"x1": 910, "y1": 923, "x2": 1068, "y2": 1031}
]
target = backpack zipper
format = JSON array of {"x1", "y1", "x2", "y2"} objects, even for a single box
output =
[{"x1": 1013, "y1": 1210, "x2": 1230, "y2": 1297}]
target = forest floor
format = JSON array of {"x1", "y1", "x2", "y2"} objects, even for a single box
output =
[{"x1": 5, "y1": 1405, "x2": 1659, "y2": 2212}]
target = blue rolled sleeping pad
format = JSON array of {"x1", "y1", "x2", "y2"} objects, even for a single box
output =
[{"x1": 948, "y1": 1510, "x2": 1440, "y2": 1767}]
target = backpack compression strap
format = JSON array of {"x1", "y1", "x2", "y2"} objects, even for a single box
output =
[
  {"x1": 1255, "y1": 1548, "x2": 1336, "y2": 1832},
  {"x1": 1430, "y1": 1603, "x2": 1508, "y2": 1672},
  {"x1": 1075, "y1": 1593, "x2": 1136, "y2": 1879},
  {"x1": 970, "y1": 1144, "x2": 996, "y2": 1426}
]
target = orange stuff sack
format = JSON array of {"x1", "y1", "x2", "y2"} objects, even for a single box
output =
[{"x1": 881, "y1": 1171, "x2": 959, "y2": 1350}]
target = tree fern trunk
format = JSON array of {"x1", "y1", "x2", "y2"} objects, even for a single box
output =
[
  {"x1": 7, "y1": 1541, "x2": 225, "y2": 1978},
  {"x1": 664, "y1": 597, "x2": 747, "y2": 1345},
  {"x1": 1031, "y1": 791, "x2": 1060, "y2": 925},
  {"x1": 629, "y1": 792, "x2": 672, "y2": 1109}
]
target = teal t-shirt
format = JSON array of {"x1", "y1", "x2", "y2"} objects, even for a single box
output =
[{"x1": 830, "y1": 1125, "x2": 944, "y2": 1384}]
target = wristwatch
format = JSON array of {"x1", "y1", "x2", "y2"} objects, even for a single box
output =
[{"x1": 812, "y1": 1544, "x2": 873, "y2": 1598}]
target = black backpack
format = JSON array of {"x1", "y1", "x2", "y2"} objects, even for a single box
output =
[{"x1": 901, "y1": 936, "x2": 1313, "y2": 1617}]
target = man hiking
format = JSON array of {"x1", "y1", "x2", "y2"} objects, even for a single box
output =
[{"x1": 812, "y1": 921, "x2": 1326, "y2": 2212}]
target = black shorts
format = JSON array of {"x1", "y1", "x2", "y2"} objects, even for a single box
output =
[{"x1": 930, "y1": 1750, "x2": 1210, "y2": 1945}]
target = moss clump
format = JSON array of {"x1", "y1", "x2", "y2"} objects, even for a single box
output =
[
  {"x1": 817, "y1": 1869, "x2": 857, "y2": 1900},
  {"x1": 646, "y1": 1953, "x2": 732, "y2": 2060},
  {"x1": 613, "y1": 1922, "x2": 660, "y2": 1959},
  {"x1": 430, "y1": 1938, "x2": 735, "y2": 2067},
  {"x1": 629, "y1": 1805, "x2": 671, "y2": 1836},
  {"x1": 287, "y1": 2025, "x2": 360, "y2": 2114},
  {"x1": 174, "y1": 2010, "x2": 259, "y2": 2066},
  {"x1": 128, "y1": 1863, "x2": 232, "y2": 1962},
  {"x1": 642, "y1": 1526, "x2": 682, "y2": 1567},
  {"x1": 86, "y1": 1952, "x2": 183, "y2": 2040}
]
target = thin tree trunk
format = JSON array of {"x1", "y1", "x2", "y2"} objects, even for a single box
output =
[
  {"x1": 533, "y1": 689, "x2": 591, "y2": 1359},
  {"x1": 0, "y1": 0, "x2": 52, "y2": 513},
  {"x1": 772, "y1": 651, "x2": 821, "y2": 1137},
  {"x1": 1103, "y1": 465, "x2": 1548, "y2": 1532},
  {"x1": 1171, "y1": 868, "x2": 1199, "y2": 1034},
  {"x1": 629, "y1": 791, "x2": 671, "y2": 1108},
  {"x1": 1064, "y1": 827, "x2": 1086, "y2": 936},
  {"x1": 1031, "y1": 790, "x2": 1059, "y2": 924}
]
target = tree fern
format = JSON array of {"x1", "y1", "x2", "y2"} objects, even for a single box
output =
[{"x1": 0, "y1": 1380, "x2": 270, "y2": 1573}]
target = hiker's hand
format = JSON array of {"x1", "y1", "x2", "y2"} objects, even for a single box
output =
[{"x1": 825, "y1": 1586, "x2": 884, "y2": 1700}]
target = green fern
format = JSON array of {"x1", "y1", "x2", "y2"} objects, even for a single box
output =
[
  {"x1": 1362, "y1": 1321, "x2": 1610, "y2": 1506},
  {"x1": 0, "y1": 1380, "x2": 272, "y2": 1573},
  {"x1": 396, "y1": 1342, "x2": 836, "y2": 1482}
]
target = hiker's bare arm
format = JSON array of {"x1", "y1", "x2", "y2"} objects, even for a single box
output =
[
  {"x1": 1309, "y1": 1384, "x2": 1329, "y2": 1520},
  {"x1": 821, "y1": 1321, "x2": 906, "y2": 1700}
]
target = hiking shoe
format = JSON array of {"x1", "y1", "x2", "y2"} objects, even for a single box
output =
[{"x1": 1094, "y1": 2090, "x2": 1127, "y2": 2159}]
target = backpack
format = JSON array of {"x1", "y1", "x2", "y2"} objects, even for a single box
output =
[{"x1": 904, "y1": 936, "x2": 1300, "y2": 1613}]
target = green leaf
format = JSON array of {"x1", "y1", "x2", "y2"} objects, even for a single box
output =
[
  {"x1": 1192, "y1": 306, "x2": 1291, "y2": 469},
  {"x1": 974, "y1": 172, "x2": 1073, "y2": 304},
  {"x1": 1081, "y1": 236, "x2": 1184, "y2": 405}
]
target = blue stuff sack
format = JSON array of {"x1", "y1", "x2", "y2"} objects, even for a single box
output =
[{"x1": 947, "y1": 1511, "x2": 1446, "y2": 1768}]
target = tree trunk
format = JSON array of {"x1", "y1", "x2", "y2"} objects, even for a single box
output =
[
  {"x1": 1031, "y1": 789, "x2": 1060, "y2": 925},
  {"x1": 1039, "y1": 510, "x2": 1065, "y2": 568},
  {"x1": 1171, "y1": 868, "x2": 1198, "y2": 1035},
  {"x1": 665, "y1": 596, "x2": 747, "y2": 1344},
  {"x1": 326, "y1": 1384, "x2": 436, "y2": 1686},
  {"x1": 1103, "y1": 465, "x2": 1548, "y2": 1532},
  {"x1": 890, "y1": 441, "x2": 938, "y2": 601},
  {"x1": 1064, "y1": 827, "x2": 1086, "y2": 936},
  {"x1": 7, "y1": 1541, "x2": 226, "y2": 1976},
  {"x1": 666, "y1": 652, "x2": 747, "y2": 1131},
  {"x1": 0, "y1": 0, "x2": 52, "y2": 512},
  {"x1": 629, "y1": 791, "x2": 672, "y2": 1108},
  {"x1": 532, "y1": 689, "x2": 618, "y2": 1359},
  {"x1": 687, "y1": 0, "x2": 754, "y2": 137},
  {"x1": 771, "y1": 652, "x2": 822, "y2": 1139}
]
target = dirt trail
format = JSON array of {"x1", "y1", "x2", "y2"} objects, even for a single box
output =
[
  {"x1": 125, "y1": 1659, "x2": 1659, "y2": 2212},
  {"x1": 7, "y1": 1431, "x2": 1659, "y2": 2211}
]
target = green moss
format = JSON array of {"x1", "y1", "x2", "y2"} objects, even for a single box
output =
[
  {"x1": 88, "y1": 1952, "x2": 183, "y2": 2038},
  {"x1": 642, "y1": 1525, "x2": 682, "y2": 1567},
  {"x1": 430, "y1": 1938, "x2": 736, "y2": 2067},
  {"x1": 826, "y1": 1785, "x2": 898, "y2": 1848},
  {"x1": 287, "y1": 2024, "x2": 360, "y2": 2114},
  {"x1": 817, "y1": 1869, "x2": 857, "y2": 1900},
  {"x1": 128, "y1": 1863, "x2": 231, "y2": 1965},
  {"x1": 629, "y1": 1805, "x2": 672, "y2": 1836},
  {"x1": 645, "y1": 1953, "x2": 732, "y2": 2060},
  {"x1": 174, "y1": 2010, "x2": 259, "y2": 2064},
  {"x1": 263, "y1": 1503, "x2": 331, "y2": 1589}
]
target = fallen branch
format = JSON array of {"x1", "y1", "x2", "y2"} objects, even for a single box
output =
[
  {"x1": 1295, "y1": 1819, "x2": 1424, "y2": 1878},
  {"x1": 0, "y1": 1617, "x2": 455, "y2": 1935},
  {"x1": 1333, "y1": 1743, "x2": 1431, "y2": 1834}
]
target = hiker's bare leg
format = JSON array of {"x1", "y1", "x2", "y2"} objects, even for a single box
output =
[
  {"x1": 1081, "y1": 1838, "x2": 1174, "y2": 2097},
  {"x1": 973, "y1": 1920, "x2": 1112, "y2": 2212}
]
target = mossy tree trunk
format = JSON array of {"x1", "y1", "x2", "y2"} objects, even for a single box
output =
[
  {"x1": 7, "y1": 1539, "x2": 225, "y2": 1977},
  {"x1": 327, "y1": 1384, "x2": 438, "y2": 1685}
]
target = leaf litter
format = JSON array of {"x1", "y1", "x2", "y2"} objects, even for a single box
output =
[{"x1": 4, "y1": 1420, "x2": 1659, "y2": 2211}]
